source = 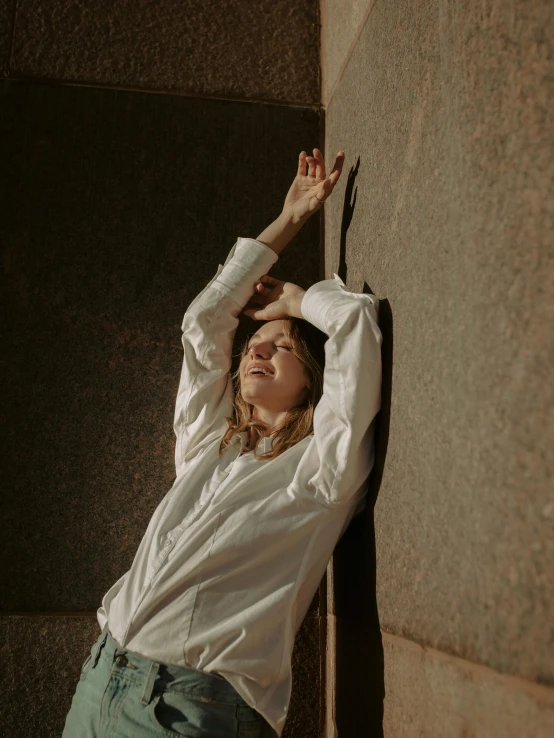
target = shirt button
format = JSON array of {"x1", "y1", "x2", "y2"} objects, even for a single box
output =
[{"x1": 115, "y1": 655, "x2": 128, "y2": 667}]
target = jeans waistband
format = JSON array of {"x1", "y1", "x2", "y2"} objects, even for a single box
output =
[{"x1": 93, "y1": 623, "x2": 249, "y2": 708}]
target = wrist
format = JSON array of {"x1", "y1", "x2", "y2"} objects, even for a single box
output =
[
  {"x1": 256, "y1": 210, "x2": 307, "y2": 256},
  {"x1": 281, "y1": 206, "x2": 310, "y2": 227},
  {"x1": 289, "y1": 291, "x2": 306, "y2": 320}
]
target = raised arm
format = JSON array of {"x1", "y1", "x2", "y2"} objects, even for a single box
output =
[
  {"x1": 256, "y1": 148, "x2": 345, "y2": 251},
  {"x1": 173, "y1": 238, "x2": 278, "y2": 475},
  {"x1": 245, "y1": 271, "x2": 382, "y2": 508},
  {"x1": 294, "y1": 277, "x2": 382, "y2": 507},
  {"x1": 173, "y1": 148, "x2": 345, "y2": 476},
  {"x1": 239, "y1": 150, "x2": 380, "y2": 507}
]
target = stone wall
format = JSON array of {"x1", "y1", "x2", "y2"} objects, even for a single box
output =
[{"x1": 321, "y1": 1, "x2": 554, "y2": 735}]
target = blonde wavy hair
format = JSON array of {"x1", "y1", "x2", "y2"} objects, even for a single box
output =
[{"x1": 218, "y1": 317, "x2": 328, "y2": 460}]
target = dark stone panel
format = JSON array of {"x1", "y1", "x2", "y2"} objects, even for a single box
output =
[
  {"x1": 0, "y1": 79, "x2": 322, "y2": 612},
  {"x1": 0, "y1": 0, "x2": 16, "y2": 76},
  {"x1": 10, "y1": 0, "x2": 320, "y2": 105},
  {"x1": 284, "y1": 614, "x2": 322, "y2": 738},
  {"x1": 0, "y1": 616, "x2": 101, "y2": 738},
  {"x1": 0, "y1": 614, "x2": 322, "y2": 738}
]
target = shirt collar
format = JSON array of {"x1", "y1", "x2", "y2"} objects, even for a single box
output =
[{"x1": 235, "y1": 432, "x2": 280, "y2": 454}]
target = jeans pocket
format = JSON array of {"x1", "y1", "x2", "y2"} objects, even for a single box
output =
[{"x1": 147, "y1": 689, "x2": 237, "y2": 737}]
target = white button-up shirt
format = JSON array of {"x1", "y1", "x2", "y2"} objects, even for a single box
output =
[{"x1": 97, "y1": 237, "x2": 382, "y2": 736}]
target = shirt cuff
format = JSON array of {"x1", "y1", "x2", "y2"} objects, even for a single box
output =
[
  {"x1": 214, "y1": 237, "x2": 279, "y2": 306},
  {"x1": 300, "y1": 273, "x2": 351, "y2": 334}
]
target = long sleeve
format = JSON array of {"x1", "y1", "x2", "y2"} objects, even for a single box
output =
[
  {"x1": 291, "y1": 274, "x2": 382, "y2": 508},
  {"x1": 173, "y1": 238, "x2": 279, "y2": 475}
]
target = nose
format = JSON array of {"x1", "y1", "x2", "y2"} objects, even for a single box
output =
[{"x1": 249, "y1": 342, "x2": 271, "y2": 357}]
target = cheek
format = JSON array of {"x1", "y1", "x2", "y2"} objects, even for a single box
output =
[{"x1": 282, "y1": 358, "x2": 308, "y2": 385}]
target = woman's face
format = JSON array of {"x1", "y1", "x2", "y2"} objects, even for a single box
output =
[{"x1": 239, "y1": 320, "x2": 311, "y2": 418}]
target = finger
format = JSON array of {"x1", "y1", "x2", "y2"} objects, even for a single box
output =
[
  {"x1": 313, "y1": 148, "x2": 325, "y2": 179},
  {"x1": 297, "y1": 151, "x2": 307, "y2": 177},
  {"x1": 306, "y1": 155, "x2": 316, "y2": 178},
  {"x1": 315, "y1": 179, "x2": 331, "y2": 204},
  {"x1": 249, "y1": 299, "x2": 286, "y2": 320},
  {"x1": 255, "y1": 281, "x2": 272, "y2": 296},
  {"x1": 247, "y1": 307, "x2": 275, "y2": 320},
  {"x1": 329, "y1": 151, "x2": 345, "y2": 180},
  {"x1": 311, "y1": 193, "x2": 324, "y2": 211},
  {"x1": 248, "y1": 293, "x2": 266, "y2": 304},
  {"x1": 250, "y1": 280, "x2": 267, "y2": 294}
]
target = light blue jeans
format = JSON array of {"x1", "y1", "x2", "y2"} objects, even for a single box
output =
[{"x1": 62, "y1": 622, "x2": 276, "y2": 737}]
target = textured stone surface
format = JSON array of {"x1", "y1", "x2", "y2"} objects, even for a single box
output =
[
  {"x1": 10, "y1": 0, "x2": 320, "y2": 105},
  {"x1": 284, "y1": 614, "x2": 323, "y2": 738},
  {"x1": 0, "y1": 79, "x2": 322, "y2": 614},
  {"x1": 323, "y1": 0, "x2": 554, "y2": 691},
  {"x1": 0, "y1": 614, "x2": 322, "y2": 738},
  {"x1": 1, "y1": 76, "x2": 323, "y2": 738},
  {"x1": 382, "y1": 632, "x2": 554, "y2": 738},
  {"x1": 0, "y1": 0, "x2": 16, "y2": 76},
  {"x1": 321, "y1": 0, "x2": 376, "y2": 108},
  {"x1": 0, "y1": 616, "x2": 101, "y2": 738}
]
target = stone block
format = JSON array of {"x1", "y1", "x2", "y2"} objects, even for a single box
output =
[{"x1": 10, "y1": 0, "x2": 320, "y2": 105}]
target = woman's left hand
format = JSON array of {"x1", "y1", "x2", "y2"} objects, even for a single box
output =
[
  {"x1": 282, "y1": 149, "x2": 345, "y2": 222},
  {"x1": 243, "y1": 291, "x2": 305, "y2": 321}
]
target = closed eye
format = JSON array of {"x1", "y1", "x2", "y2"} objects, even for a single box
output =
[{"x1": 246, "y1": 344, "x2": 292, "y2": 351}]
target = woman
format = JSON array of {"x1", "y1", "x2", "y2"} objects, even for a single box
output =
[{"x1": 62, "y1": 149, "x2": 382, "y2": 737}]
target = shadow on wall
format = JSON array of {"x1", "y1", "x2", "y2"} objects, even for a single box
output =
[{"x1": 332, "y1": 155, "x2": 393, "y2": 737}]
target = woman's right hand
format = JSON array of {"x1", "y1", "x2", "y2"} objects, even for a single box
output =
[{"x1": 282, "y1": 149, "x2": 345, "y2": 222}]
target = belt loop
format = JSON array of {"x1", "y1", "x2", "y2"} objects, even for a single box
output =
[
  {"x1": 141, "y1": 661, "x2": 161, "y2": 705},
  {"x1": 93, "y1": 623, "x2": 110, "y2": 668}
]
